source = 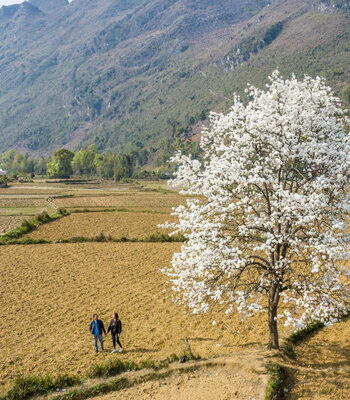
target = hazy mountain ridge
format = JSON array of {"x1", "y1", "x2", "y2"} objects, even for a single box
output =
[{"x1": 0, "y1": 0, "x2": 349, "y2": 155}]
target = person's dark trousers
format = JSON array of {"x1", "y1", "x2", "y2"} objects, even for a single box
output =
[{"x1": 112, "y1": 333, "x2": 122, "y2": 349}]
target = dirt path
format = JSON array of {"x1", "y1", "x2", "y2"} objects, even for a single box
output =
[{"x1": 89, "y1": 355, "x2": 268, "y2": 400}]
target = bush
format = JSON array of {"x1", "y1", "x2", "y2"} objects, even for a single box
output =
[
  {"x1": 20, "y1": 219, "x2": 36, "y2": 233},
  {"x1": 146, "y1": 232, "x2": 186, "y2": 242},
  {"x1": 2, "y1": 374, "x2": 81, "y2": 400},
  {"x1": 88, "y1": 359, "x2": 138, "y2": 379},
  {"x1": 265, "y1": 362, "x2": 288, "y2": 400},
  {"x1": 36, "y1": 211, "x2": 50, "y2": 223}
]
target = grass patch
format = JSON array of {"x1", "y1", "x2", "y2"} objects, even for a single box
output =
[
  {"x1": 57, "y1": 232, "x2": 114, "y2": 244},
  {"x1": 56, "y1": 232, "x2": 186, "y2": 244},
  {"x1": 265, "y1": 362, "x2": 288, "y2": 400},
  {"x1": 70, "y1": 208, "x2": 169, "y2": 215},
  {"x1": 53, "y1": 366, "x2": 202, "y2": 400},
  {"x1": 1, "y1": 238, "x2": 52, "y2": 246},
  {"x1": 145, "y1": 232, "x2": 186, "y2": 242},
  {"x1": 88, "y1": 359, "x2": 139, "y2": 379},
  {"x1": 0, "y1": 232, "x2": 186, "y2": 246},
  {"x1": 88, "y1": 350, "x2": 200, "y2": 379},
  {"x1": 0, "y1": 374, "x2": 81, "y2": 400},
  {"x1": 1, "y1": 351, "x2": 202, "y2": 400}
]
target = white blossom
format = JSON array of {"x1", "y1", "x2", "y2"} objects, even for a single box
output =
[{"x1": 162, "y1": 71, "x2": 350, "y2": 348}]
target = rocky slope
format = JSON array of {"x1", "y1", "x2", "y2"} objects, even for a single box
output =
[{"x1": 0, "y1": 0, "x2": 349, "y2": 154}]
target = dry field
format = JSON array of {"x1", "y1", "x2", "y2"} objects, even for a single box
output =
[
  {"x1": 0, "y1": 198, "x2": 46, "y2": 208},
  {"x1": 287, "y1": 318, "x2": 350, "y2": 399},
  {"x1": 0, "y1": 216, "x2": 25, "y2": 234},
  {"x1": 25, "y1": 211, "x2": 177, "y2": 240},
  {"x1": 1, "y1": 180, "x2": 349, "y2": 399},
  {"x1": 52, "y1": 193, "x2": 185, "y2": 211},
  {"x1": 0, "y1": 242, "x2": 273, "y2": 394}
]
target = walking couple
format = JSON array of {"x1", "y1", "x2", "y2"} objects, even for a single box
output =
[{"x1": 89, "y1": 313, "x2": 123, "y2": 353}]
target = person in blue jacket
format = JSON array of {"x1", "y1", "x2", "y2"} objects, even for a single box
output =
[{"x1": 89, "y1": 313, "x2": 106, "y2": 353}]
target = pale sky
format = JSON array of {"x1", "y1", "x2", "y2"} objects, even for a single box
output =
[
  {"x1": 0, "y1": 0, "x2": 24, "y2": 6},
  {"x1": 0, "y1": 0, "x2": 73, "y2": 6}
]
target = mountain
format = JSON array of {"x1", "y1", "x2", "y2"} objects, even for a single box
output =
[
  {"x1": 0, "y1": 0, "x2": 349, "y2": 155},
  {"x1": 29, "y1": 0, "x2": 69, "y2": 12}
]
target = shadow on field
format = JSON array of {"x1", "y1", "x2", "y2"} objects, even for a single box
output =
[
  {"x1": 299, "y1": 342, "x2": 350, "y2": 369},
  {"x1": 188, "y1": 337, "x2": 215, "y2": 342},
  {"x1": 233, "y1": 341, "x2": 262, "y2": 348},
  {"x1": 126, "y1": 347, "x2": 158, "y2": 354}
]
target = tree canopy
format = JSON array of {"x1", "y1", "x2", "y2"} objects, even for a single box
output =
[{"x1": 164, "y1": 71, "x2": 350, "y2": 349}]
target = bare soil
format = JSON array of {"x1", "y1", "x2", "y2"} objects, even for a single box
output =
[{"x1": 90, "y1": 356, "x2": 268, "y2": 400}]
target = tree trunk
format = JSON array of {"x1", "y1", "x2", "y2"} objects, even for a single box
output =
[{"x1": 268, "y1": 282, "x2": 280, "y2": 349}]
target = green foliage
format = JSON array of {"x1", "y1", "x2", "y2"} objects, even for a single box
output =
[
  {"x1": 56, "y1": 233, "x2": 185, "y2": 244},
  {"x1": 265, "y1": 362, "x2": 288, "y2": 400},
  {"x1": 47, "y1": 148, "x2": 74, "y2": 179},
  {"x1": 146, "y1": 232, "x2": 187, "y2": 242},
  {"x1": 0, "y1": 374, "x2": 81, "y2": 400},
  {"x1": 263, "y1": 22, "x2": 284, "y2": 45},
  {"x1": 0, "y1": 174, "x2": 8, "y2": 186},
  {"x1": 0, "y1": 151, "x2": 39, "y2": 179},
  {"x1": 88, "y1": 359, "x2": 139, "y2": 379},
  {"x1": 72, "y1": 145, "x2": 98, "y2": 175},
  {"x1": 88, "y1": 351, "x2": 200, "y2": 380},
  {"x1": 35, "y1": 211, "x2": 51, "y2": 223},
  {"x1": 340, "y1": 84, "x2": 350, "y2": 106}
]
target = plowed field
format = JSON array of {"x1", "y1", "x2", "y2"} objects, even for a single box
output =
[
  {"x1": 0, "y1": 242, "x2": 270, "y2": 393},
  {"x1": 52, "y1": 194, "x2": 185, "y2": 210},
  {"x1": 0, "y1": 198, "x2": 46, "y2": 208},
  {"x1": 25, "y1": 211, "x2": 176, "y2": 240},
  {"x1": 0, "y1": 216, "x2": 25, "y2": 234}
]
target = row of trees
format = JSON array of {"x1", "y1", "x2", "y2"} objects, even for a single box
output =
[
  {"x1": 0, "y1": 146, "x2": 147, "y2": 181},
  {"x1": 0, "y1": 135, "x2": 201, "y2": 181}
]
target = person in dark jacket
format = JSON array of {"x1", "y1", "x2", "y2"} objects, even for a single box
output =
[
  {"x1": 107, "y1": 312, "x2": 123, "y2": 353},
  {"x1": 89, "y1": 313, "x2": 106, "y2": 353}
]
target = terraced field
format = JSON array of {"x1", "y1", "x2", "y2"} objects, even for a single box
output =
[
  {"x1": 0, "y1": 216, "x2": 25, "y2": 234},
  {"x1": 0, "y1": 196, "x2": 49, "y2": 233},
  {"x1": 1, "y1": 180, "x2": 349, "y2": 399},
  {"x1": 52, "y1": 193, "x2": 185, "y2": 212},
  {"x1": 25, "y1": 211, "x2": 177, "y2": 240},
  {"x1": 0, "y1": 242, "x2": 270, "y2": 393}
]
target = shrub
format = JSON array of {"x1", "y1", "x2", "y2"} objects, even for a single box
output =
[
  {"x1": 20, "y1": 219, "x2": 36, "y2": 233},
  {"x1": 146, "y1": 232, "x2": 186, "y2": 242},
  {"x1": 265, "y1": 362, "x2": 288, "y2": 400},
  {"x1": 36, "y1": 211, "x2": 50, "y2": 223},
  {"x1": 1, "y1": 374, "x2": 81, "y2": 400},
  {"x1": 88, "y1": 359, "x2": 138, "y2": 379}
]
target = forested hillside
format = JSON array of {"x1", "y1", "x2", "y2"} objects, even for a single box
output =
[{"x1": 0, "y1": 0, "x2": 349, "y2": 155}]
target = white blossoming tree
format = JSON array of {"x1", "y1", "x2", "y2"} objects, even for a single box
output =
[{"x1": 164, "y1": 71, "x2": 350, "y2": 349}]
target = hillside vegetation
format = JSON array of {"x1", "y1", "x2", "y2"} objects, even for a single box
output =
[{"x1": 0, "y1": 0, "x2": 349, "y2": 155}]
